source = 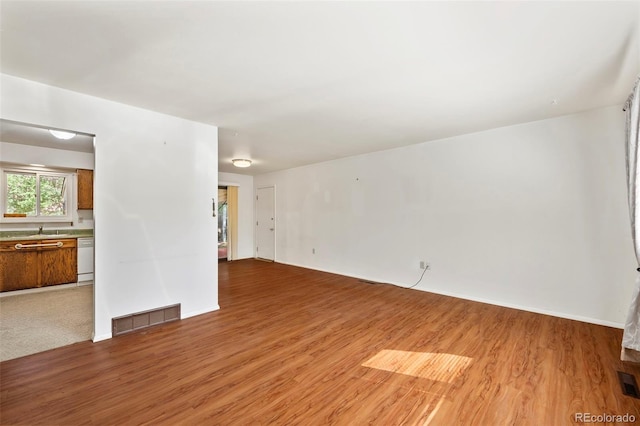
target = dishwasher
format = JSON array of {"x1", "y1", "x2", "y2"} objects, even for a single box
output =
[{"x1": 77, "y1": 237, "x2": 94, "y2": 283}]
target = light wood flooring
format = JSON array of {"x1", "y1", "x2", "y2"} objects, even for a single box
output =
[{"x1": 1, "y1": 259, "x2": 640, "y2": 424}]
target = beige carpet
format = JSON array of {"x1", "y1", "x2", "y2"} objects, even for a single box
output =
[{"x1": 0, "y1": 285, "x2": 93, "y2": 362}]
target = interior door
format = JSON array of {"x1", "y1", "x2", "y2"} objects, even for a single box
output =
[{"x1": 256, "y1": 186, "x2": 275, "y2": 261}]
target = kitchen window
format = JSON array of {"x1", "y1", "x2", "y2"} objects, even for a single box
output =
[{"x1": 1, "y1": 167, "x2": 72, "y2": 222}]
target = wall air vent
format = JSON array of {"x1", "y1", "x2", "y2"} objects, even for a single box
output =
[{"x1": 112, "y1": 304, "x2": 180, "y2": 336}]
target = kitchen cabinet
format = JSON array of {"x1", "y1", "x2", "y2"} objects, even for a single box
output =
[
  {"x1": 41, "y1": 239, "x2": 78, "y2": 286},
  {"x1": 0, "y1": 238, "x2": 77, "y2": 292},
  {"x1": 77, "y1": 169, "x2": 93, "y2": 210},
  {"x1": 0, "y1": 241, "x2": 39, "y2": 292}
]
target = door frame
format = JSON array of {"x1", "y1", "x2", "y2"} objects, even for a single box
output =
[
  {"x1": 219, "y1": 181, "x2": 241, "y2": 261},
  {"x1": 255, "y1": 185, "x2": 276, "y2": 261},
  {"x1": 217, "y1": 185, "x2": 229, "y2": 261}
]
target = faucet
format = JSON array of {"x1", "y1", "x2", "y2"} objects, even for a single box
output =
[{"x1": 38, "y1": 225, "x2": 43, "y2": 235}]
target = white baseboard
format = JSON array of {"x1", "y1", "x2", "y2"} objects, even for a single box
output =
[
  {"x1": 181, "y1": 305, "x2": 220, "y2": 319},
  {"x1": 92, "y1": 304, "x2": 220, "y2": 343},
  {"x1": 93, "y1": 333, "x2": 112, "y2": 342},
  {"x1": 413, "y1": 287, "x2": 625, "y2": 329},
  {"x1": 277, "y1": 260, "x2": 625, "y2": 330}
]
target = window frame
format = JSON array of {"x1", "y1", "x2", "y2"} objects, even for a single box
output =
[{"x1": 1, "y1": 165, "x2": 73, "y2": 223}]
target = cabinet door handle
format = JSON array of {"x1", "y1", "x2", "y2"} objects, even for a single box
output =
[{"x1": 15, "y1": 242, "x2": 64, "y2": 249}]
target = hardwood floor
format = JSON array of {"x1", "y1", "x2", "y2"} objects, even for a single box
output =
[{"x1": 2, "y1": 259, "x2": 640, "y2": 424}]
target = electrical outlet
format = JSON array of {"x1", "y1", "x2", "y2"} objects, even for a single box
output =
[{"x1": 420, "y1": 261, "x2": 430, "y2": 270}]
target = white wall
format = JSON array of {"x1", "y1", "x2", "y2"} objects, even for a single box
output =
[
  {"x1": 255, "y1": 105, "x2": 636, "y2": 328},
  {"x1": 0, "y1": 141, "x2": 95, "y2": 169},
  {"x1": 1, "y1": 74, "x2": 219, "y2": 341},
  {"x1": 219, "y1": 171, "x2": 255, "y2": 259}
]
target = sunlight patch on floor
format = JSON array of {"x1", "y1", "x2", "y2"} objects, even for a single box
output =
[{"x1": 362, "y1": 349, "x2": 473, "y2": 383}]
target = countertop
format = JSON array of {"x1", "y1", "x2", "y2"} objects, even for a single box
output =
[{"x1": 0, "y1": 230, "x2": 93, "y2": 242}]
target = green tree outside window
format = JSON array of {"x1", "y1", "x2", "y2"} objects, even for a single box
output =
[{"x1": 5, "y1": 171, "x2": 68, "y2": 217}]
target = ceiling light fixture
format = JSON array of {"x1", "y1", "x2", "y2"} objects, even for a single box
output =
[
  {"x1": 49, "y1": 129, "x2": 76, "y2": 140},
  {"x1": 232, "y1": 159, "x2": 252, "y2": 168}
]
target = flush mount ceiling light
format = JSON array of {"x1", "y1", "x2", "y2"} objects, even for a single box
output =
[
  {"x1": 49, "y1": 129, "x2": 76, "y2": 140},
  {"x1": 232, "y1": 159, "x2": 252, "y2": 168}
]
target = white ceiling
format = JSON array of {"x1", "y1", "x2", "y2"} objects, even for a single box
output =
[{"x1": 1, "y1": 1, "x2": 638, "y2": 175}]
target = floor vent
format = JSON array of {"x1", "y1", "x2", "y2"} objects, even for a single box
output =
[
  {"x1": 618, "y1": 371, "x2": 640, "y2": 399},
  {"x1": 112, "y1": 304, "x2": 180, "y2": 337}
]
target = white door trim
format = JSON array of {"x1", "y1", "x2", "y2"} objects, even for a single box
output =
[{"x1": 255, "y1": 185, "x2": 276, "y2": 261}]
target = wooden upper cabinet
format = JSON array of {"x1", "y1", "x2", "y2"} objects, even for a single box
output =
[{"x1": 77, "y1": 169, "x2": 93, "y2": 210}]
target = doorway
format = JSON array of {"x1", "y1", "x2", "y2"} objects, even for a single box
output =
[
  {"x1": 218, "y1": 186, "x2": 228, "y2": 261},
  {"x1": 218, "y1": 186, "x2": 239, "y2": 261},
  {"x1": 0, "y1": 119, "x2": 95, "y2": 361}
]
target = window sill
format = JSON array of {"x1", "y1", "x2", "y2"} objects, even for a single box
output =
[{"x1": 0, "y1": 217, "x2": 73, "y2": 224}]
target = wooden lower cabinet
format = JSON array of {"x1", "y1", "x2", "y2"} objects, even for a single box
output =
[
  {"x1": 0, "y1": 239, "x2": 77, "y2": 292},
  {"x1": 41, "y1": 240, "x2": 78, "y2": 286},
  {"x1": 0, "y1": 242, "x2": 39, "y2": 292}
]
